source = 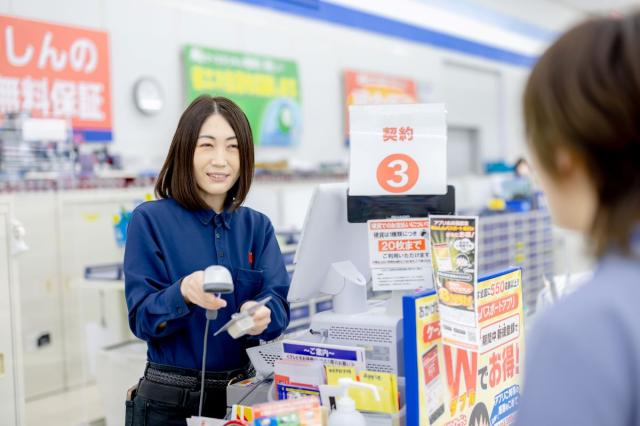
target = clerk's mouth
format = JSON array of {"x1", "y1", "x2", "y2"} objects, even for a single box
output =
[{"x1": 206, "y1": 172, "x2": 230, "y2": 181}]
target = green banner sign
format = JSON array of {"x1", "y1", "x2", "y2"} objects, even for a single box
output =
[{"x1": 183, "y1": 45, "x2": 302, "y2": 147}]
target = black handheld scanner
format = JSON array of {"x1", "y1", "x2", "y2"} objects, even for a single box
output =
[{"x1": 202, "y1": 265, "x2": 234, "y2": 320}]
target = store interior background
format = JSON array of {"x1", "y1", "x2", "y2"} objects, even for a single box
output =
[{"x1": 0, "y1": 0, "x2": 633, "y2": 425}]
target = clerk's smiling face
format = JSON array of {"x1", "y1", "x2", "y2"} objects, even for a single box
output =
[{"x1": 193, "y1": 113, "x2": 241, "y2": 212}]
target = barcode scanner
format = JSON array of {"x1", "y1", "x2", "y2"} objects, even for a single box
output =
[
  {"x1": 202, "y1": 265, "x2": 234, "y2": 320},
  {"x1": 199, "y1": 265, "x2": 234, "y2": 417}
]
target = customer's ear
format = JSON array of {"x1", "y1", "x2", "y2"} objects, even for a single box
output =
[{"x1": 554, "y1": 145, "x2": 576, "y2": 177}]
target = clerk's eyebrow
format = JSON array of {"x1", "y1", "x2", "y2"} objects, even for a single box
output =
[{"x1": 197, "y1": 135, "x2": 237, "y2": 141}]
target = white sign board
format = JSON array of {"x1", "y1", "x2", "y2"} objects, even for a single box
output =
[
  {"x1": 22, "y1": 118, "x2": 67, "y2": 141},
  {"x1": 349, "y1": 103, "x2": 447, "y2": 196},
  {"x1": 367, "y1": 218, "x2": 433, "y2": 291}
]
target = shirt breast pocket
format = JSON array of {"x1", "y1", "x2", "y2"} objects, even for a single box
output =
[{"x1": 232, "y1": 267, "x2": 264, "y2": 306}]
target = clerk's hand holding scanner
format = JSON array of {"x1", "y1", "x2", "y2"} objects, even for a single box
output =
[
  {"x1": 181, "y1": 269, "x2": 228, "y2": 314},
  {"x1": 199, "y1": 265, "x2": 234, "y2": 320},
  {"x1": 124, "y1": 96, "x2": 290, "y2": 425}
]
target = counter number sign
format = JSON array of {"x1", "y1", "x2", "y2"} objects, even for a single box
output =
[
  {"x1": 377, "y1": 153, "x2": 419, "y2": 193},
  {"x1": 349, "y1": 103, "x2": 447, "y2": 196}
]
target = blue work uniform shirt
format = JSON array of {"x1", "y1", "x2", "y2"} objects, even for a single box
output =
[{"x1": 124, "y1": 198, "x2": 290, "y2": 371}]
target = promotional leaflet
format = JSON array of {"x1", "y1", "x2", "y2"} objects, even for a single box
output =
[
  {"x1": 0, "y1": 15, "x2": 112, "y2": 142},
  {"x1": 475, "y1": 269, "x2": 524, "y2": 426},
  {"x1": 429, "y1": 216, "x2": 479, "y2": 346},
  {"x1": 403, "y1": 290, "x2": 446, "y2": 426},
  {"x1": 183, "y1": 45, "x2": 301, "y2": 147},
  {"x1": 367, "y1": 218, "x2": 432, "y2": 291},
  {"x1": 403, "y1": 268, "x2": 525, "y2": 426},
  {"x1": 441, "y1": 268, "x2": 524, "y2": 426}
]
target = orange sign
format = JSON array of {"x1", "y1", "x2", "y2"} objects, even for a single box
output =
[
  {"x1": 378, "y1": 239, "x2": 425, "y2": 252},
  {"x1": 344, "y1": 70, "x2": 417, "y2": 144},
  {"x1": 376, "y1": 153, "x2": 419, "y2": 193},
  {"x1": 0, "y1": 15, "x2": 112, "y2": 141}
]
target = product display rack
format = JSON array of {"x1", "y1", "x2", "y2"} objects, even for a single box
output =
[{"x1": 478, "y1": 209, "x2": 554, "y2": 315}]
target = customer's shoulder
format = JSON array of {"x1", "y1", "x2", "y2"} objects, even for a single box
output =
[{"x1": 534, "y1": 256, "x2": 640, "y2": 343}]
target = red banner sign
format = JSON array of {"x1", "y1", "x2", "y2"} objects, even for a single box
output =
[
  {"x1": 343, "y1": 69, "x2": 417, "y2": 144},
  {"x1": 0, "y1": 15, "x2": 112, "y2": 141}
]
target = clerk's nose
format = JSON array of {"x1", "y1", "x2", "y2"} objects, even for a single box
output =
[{"x1": 210, "y1": 146, "x2": 227, "y2": 167}]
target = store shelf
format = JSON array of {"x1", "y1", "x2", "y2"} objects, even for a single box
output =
[{"x1": 478, "y1": 209, "x2": 554, "y2": 315}]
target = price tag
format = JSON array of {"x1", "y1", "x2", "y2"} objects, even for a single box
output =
[{"x1": 349, "y1": 103, "x2": 447, "y2": 196}]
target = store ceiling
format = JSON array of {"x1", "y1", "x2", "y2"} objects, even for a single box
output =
[{"x1": 557, "y1": 0, "x2": 640, "y2": 15}]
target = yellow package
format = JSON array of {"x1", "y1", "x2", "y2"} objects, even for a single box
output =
[
  {"x1": 326, "y1": 367, "x2": 399, "y2": 414},
  {"x1": 325, "y1": 366, "x2": 357, "y2": 384},
  {"x1": 353, "y1": 371, "x2": 399, "y2": 414}
]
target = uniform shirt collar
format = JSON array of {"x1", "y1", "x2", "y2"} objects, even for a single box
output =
[{"x1": 195, "y1": 208, "x2": 232, "y2": 229}]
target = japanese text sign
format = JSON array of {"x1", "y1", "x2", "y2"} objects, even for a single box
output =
[
  {"x1": 442, "y1": 269, "x2": 524, "y2": 426},
  {"x1": 343, "y1": 70, "x2": 418, "y2": 144},
  {"x1": 0, "y1": 15, "x2": 112, "y2": 142},
  {"x1": 429, "y1": 215, "x2": 479, "y2": 346},
  {"x1": 368, "y1": 218, "x2": 433, "y2": 291},
  {"x1": 403, "y1": 268, "x2": 525, "y2": 426},
  {"x1": 183, "y1": 45, "x2": 301, "y2": 147},
  {"x1": 403, "y1": 290, "x2": 447, "y2": 426},
  {"x1": 349, "y1": 103, "x2": 447, "y2": 196}
]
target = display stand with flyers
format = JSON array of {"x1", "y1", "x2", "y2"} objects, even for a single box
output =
[{"x1": 403, "y1": 267, "x2": 525, "y2": 426}]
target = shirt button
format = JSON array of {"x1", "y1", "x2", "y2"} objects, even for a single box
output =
[
  {"x1": 215, "y1": 233, "x2": 220, "y2": 239},
  {"x1": 177, "y1": 307, "x2": 183, "y2": 313},
  {"x1": 219, "y1": 251, "x2": 224, "y2": 257}
]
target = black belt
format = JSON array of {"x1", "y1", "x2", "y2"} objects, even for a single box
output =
[
  {"x1": 144, "y1": 362, "x2": 254, "y2": 389},
  {"x1": 137, "y1": 379, "x2": 207, "y2": 407}
]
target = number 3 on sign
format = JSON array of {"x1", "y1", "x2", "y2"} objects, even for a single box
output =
[{"x1": 376, "y1": 153, "x2": 419, "y2": 193}]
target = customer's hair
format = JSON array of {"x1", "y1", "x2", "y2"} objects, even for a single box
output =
[
  {"x1": 155, "y1": 95, "x2": 254, "y2": 210},
  {"x1": 523, "y1": 12, "x2": 640, "y2": 257}
]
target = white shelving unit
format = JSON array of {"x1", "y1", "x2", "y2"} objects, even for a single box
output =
[
  {"x1": 0, "y1": 197, "x2": 26, "y2": 425},
  {"x1": 5, "y1": 176, "x2": 343, "y2": 398},
  {"x1": 11, "y1": 187, "x2": 152, "y2": 398}
]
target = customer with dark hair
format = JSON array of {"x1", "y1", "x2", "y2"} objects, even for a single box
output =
[
  {"x1": 515, "y1": 12, "x2": 640, "y2": 426},
  {"x1": 124, "y1": 95, "x2": 290, "y2": 424}
]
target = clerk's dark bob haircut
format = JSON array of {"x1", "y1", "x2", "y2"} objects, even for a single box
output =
[
  {"x1": 155, "y1": 95, "x2": 254, "y2": 211},
  {"x1": 523, "y1": 11, "x2": 640, "y2": 257}
]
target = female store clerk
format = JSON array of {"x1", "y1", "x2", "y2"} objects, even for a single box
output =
[{"x1": 124, "y1": 95, "x2": 290, "y2": 424}]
